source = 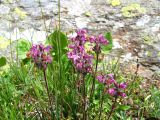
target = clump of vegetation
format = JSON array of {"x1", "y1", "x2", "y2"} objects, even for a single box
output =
[
  {"x1": 0, "y1": 1, "x2": 159, "y2": 120},
  {"x1": 0, "y1": 29, "x2": 160, "y2": 120}
]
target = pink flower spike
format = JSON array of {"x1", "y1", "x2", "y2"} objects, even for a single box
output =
[
  {"x1": 98, "y1": 34, "x2": 108, "y2": 45},
  {"x1": 28, "y1": 44, "x2": 52, "y2": 70}
]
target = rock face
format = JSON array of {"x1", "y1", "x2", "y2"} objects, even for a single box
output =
[{"x1": 0, "y1": 0, "x2": 159, "y2": 79}]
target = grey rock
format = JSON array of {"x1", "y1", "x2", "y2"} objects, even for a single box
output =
[
  {"x1": 113, "y1": 22, "x2": 125, "y2": 29},
  {"x1": 136, "y1": 15, "x2": 151, "y2": 26},
  {"x1": 0, "y1": 5, "x2": 10, "y2": 14},
  {"x1": 75, "y1": 17, "x2": 90, "y2": 29},
  {"x1": 61, "y1": 0, "x2": 91, "y2": 16},
  {"x1": 150, "y1": 65, "x2": 160, "y2": 71}
]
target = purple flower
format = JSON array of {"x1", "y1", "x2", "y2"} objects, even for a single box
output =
[
  {"x1": 97, "y1": 73, "x2": 127, "y2": 98},
  {"x1": 106, "y1": 78, "x2": 115, "y2": 85},
  {"x1": 108, "y1": 88, "x2": 116, "y2": 96},
  {"x1": 43, "y1": 55, "x2": 52, "y2": 63},
  {"x1": 67, "y1": 51, "x2": 74, "y2": 59},
  {"x1": 89, "y1": 36, "x2": 96, "y2": 43},
  {"x1": 98, "y1": 34, "x2": 108, "y2": 45},
  {"x1": 106, "y1": 74, "x2": 115, "y2": 85},
  {"x1": 118, "y1": 92, "x2": 126, "y2": 97},
  {"x1": 97, "y1": 74, "x2": 116, "y2": 85},
  {"x1": 89, "y1": 34, "x2": 109, "y2": 54},
  {"x1": 68, "y1": 44, "x2": 75, "y2": 49},
  {"x1": 107, "y1": 74, "x2": 114, "y2": 78},
  {"x1": 44, "y1": 45, "x2": 52, "y2": 52},
  {"x1": 71, "y1": 55, "x2": 80, "y2": 63},
  {"x1": 119, "y1": 82, "x2": 127, "y2": 89},
  {"x1": 67, "y1": 29, "x2": 93, "y2": 74},
  {"x1": 27, "y1": 44, "x2": 52, "y2": 70},
  {"x1": 97, "y1": 75, "x2": 106, "y2": 83}
]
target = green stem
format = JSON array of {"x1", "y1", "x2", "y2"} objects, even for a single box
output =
[
  {"x1": 90, "y1": 53, "x2": 99, "y2": 101},
  {"x1": 57, "y1": 0, "x2": 62, "y2": 80},
  {"x1": 9, "y1": 27, "x2": 13, "y2": 63},
  {"x1": 54, "y1": 1, "x2": 62, "y2": 119},
  {"x1": 15, "y1": 28, "x2": 19, "y2": 64},
  {"x1": 129, "y1": 59, "x2": 139, "y2": 91},
  {"x1": 43, "y1": 70, "x2": 52, "y2": 108},
  {"x1": 98, "y1": 90, "x2": 105, "y2": 120},
  {"x1": 82, "y1": 74, "x2": 87, "y2": 120},
  {"x1": 107, "y1": 97, "x2": 117, "y2": 120}
]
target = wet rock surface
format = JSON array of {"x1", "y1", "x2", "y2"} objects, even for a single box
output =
[{"x1": 0, "y1": 0, "x2": 160, "y2": 79}]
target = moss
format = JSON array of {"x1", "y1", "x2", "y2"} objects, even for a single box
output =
[
  {"x1": 14, "y1": 7, "x2": 27, "y2": 19},
  {"x1": 108, "y1": 0, "x2": 121, "y2": 7},
  {"x1": 121, "y1": 3, "x2": 146, "y2": 17},
  {"x1": 0, "y1": 36, "x2": 10, "y2": 49}
]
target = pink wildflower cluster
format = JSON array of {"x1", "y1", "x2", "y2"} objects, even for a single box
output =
[
  {"x1": 67, "y1": 29, "x2": 108, "y2": 75},
  {"x1": 97, "y1": 74, "x2": 127, "y2": 97},
  {"x1": 27, "y1": 44, "x2": 52, "y2": 70},
  {"x1": 68, "y1": 29, "x2": 93, "y2": 74}
]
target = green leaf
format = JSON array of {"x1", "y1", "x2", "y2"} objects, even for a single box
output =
[
  {"x1": 16, "y1": 39, "x2": 31, "y2": 59},
  {"x1": 21, "y1": 58, "x2": 30, "y2": 65},
  {"x1": 102, "y1": 32, "x2": 113, "y2": 52},
  {"x1": 47, "y1": 30, "x2": 68, "y2": 50},
  {"x1": 0, "y1": 57, "x2": 7, "y2": 67},
  {"x1": 118, "y1": 105, "x2": 131, "y2": 111},
  {"x1": 47, "y1": 30, "x2": 68, "y2": 61}
]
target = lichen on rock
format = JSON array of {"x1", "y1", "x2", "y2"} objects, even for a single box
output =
[
  {"x1": 108, "y1": 0, "x2": 121, "y2": 6},
  {"x1": 14, "y1": 7, "x2": 27, "y2": 19},
  {"x1": 0, "y1": 36, "x2": 10, "y2": 49},
  {"x1": 121, "y1": 3, "x2": 146, "y2": 17}
]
